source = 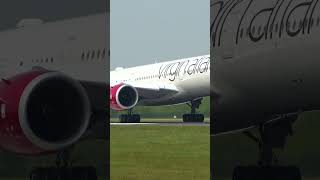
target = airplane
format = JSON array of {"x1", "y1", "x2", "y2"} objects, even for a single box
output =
[
  {"x1": 211, "y1": 0, "x2": 320, "y2": 179},
  {"x1": 110, "y1": 55, "x2": 210, "y2": 123},
  {"x1": 0, "y1": 13, "x2": 109, "y2": 180}
]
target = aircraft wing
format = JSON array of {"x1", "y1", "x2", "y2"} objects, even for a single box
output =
[
  {"x1": 212, "y1": 112, "x2": 300, "y2": 137},
  {"x1": 127, "y1": 82, "x2": 179, "y2": 100}
]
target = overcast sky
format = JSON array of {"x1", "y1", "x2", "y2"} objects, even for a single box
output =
[{"x1": 110, "y1": 0, "x2": 209, "y2": 69}]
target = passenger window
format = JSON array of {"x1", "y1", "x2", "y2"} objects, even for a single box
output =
[
  {"x1": 240, "y1": 28, "x2": 243, "y2": 38},
  {"x1": 102, "y1": 49, "x2": 106, "y2": 58},
  {"x1": 91, "y1": 51, "x2": 95, "y2": 59},
  {"x1": 97, "y1": 50, "x2": 101, "y2": 59},
  {"x1": 81, "y1": 52, "x2": 85, "y2": 60},
  {"x1": 258, "y1": 26, "x2": 261, "y2": 35},
  {"x1": 86, "y1": 52, "x2": 90, "y2": 60},
  {"x1": 293, "y1": 21, "x2": 296, "y2": 29},
  {"x1": 275, "y1": 23, "x2": 278, "y2": 32}
]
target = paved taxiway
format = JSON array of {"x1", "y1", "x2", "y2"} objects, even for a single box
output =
[{"x1": 111, "y1": 122, "x2": 209, "y2": 126}]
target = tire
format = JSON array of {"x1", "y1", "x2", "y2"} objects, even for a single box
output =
[
  {"x1": 183, "y1": 114, "x2": 204, "y2": 122},
  {"x1": 232, "y1": 166, "x2": 254, "y2": 180},
  {"x1": 282, "y1": 166, "x2": 301, "y2": 180},
  {"x1": 232, "y1": 166, "x2": 301, "y2": 180},
  {"x1": 132, "y1": 114, "x2": 140, "y2": 123},
  {"x1": 126, "y1": 114, "x2": 140, "y2": 123},
  {"x1": 195, "y1": 114, "x2": 205, "y2": 122},
  {"x1": 30, "y1": 166, "x2": 97, "y2": 180},
  {"x1": 30, "y1": 167, "x2": 59, "y2": 180},
  {"x1": 29, "y1": 169, "x2": 40, "y2": 180},
  {"x1": 182, "y1": 114, "x2": 189, "y2": 122},
  {"x1": 119, "y1": 114, "x2": 128, "y2": 123},
  {"x1": 119, "y1": 114, "x2": 140, "y2": 123},
  {"x1": 71, "y1": 167, "x2": 97, "y2": 180}
]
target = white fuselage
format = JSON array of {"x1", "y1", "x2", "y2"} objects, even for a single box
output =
[
  {"x1": 111, "y1": 55, "x2": 210, "y2": 106},
  {"x1": 211, "y1": 0, "x2": 320, "y2": 134},
  {"x1": 0, "y1": 13, "x2": 109, "y2": 83},
  {"x1": 0, "y1": 13, "x2": 109, "y2": 112}
]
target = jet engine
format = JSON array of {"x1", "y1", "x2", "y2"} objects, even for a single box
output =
[
  {"x1": 110, "y1": 83, "x2": 138, "y2": 111},
  {"x1": 0, "y1": 69, "x2": 91, "y2": 154}
]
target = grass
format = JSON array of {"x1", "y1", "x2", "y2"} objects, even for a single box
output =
[
  {"x1": 111, "y1": 117, "x2": 210, "y2": 123},
  {"x1": 110, "y1": 125, "x2": 209, "y2": 180}
]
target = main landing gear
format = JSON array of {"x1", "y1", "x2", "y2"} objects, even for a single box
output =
[
  {"x1": 30, "y1": 148, "x2": 97, "y2": 180},
  {"x1": 119, "y1": 109, "x2": 141, "y2": 123},
  {"x1": 183, "y1": 98, "x2": 205, "y2": 122},
  {"x1": 232, "y1": 115, "x2": 301, "y2": 180}
]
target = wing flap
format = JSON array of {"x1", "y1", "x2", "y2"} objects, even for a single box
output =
[{"x1": 128, "y1": 82, "x2": 179, "y2": 99}]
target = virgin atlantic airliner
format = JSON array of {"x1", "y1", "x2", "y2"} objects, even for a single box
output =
[{"x1": 110, "y1": 55, "x2": 210, "y2": 123}]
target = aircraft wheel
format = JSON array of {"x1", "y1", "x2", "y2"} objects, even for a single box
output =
[
  {"x1": 182, "y1": 114, "x2": 188, "y2": 122},
  {"x1": 30, "y1": 166, "x2": 97, "y2": 180},
  {"x1": 196, "y1": 114, "x2": 205, "y2": 122},
  {"x1": 232, "y1": 166, "x2": 301, "y2": 180},
  {"x1": 125, "y1": 114, "x2": 140, "y2": 123},
  {"x1": 183, "y1": 114, "x2": 204, "y2": 122},
  {"x1": 119, "y1": 114, "x2": 129, "y2": 123},
  {"x1": 130, "y1": 114, "x2": 140, "y2": 123},
  {"x1": 232, "y1": 166, "x2": 253, "y2": 180},
  {"x1": 279, "y1": 166, "x2": 301, "y2": 180},
  {"x1": 71, "y1": 166, "x2": 97, "y2": 180},
  {"x1": 119, "y1": 114, "x2": 140, "y2": 123},
  {"x1": 30, "y1": 167, "x2": 60, "y2": 180}
]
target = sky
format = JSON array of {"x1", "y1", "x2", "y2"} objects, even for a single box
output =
[{"x1": 110, "y1": 0, "x2": 209, "y2": 69}]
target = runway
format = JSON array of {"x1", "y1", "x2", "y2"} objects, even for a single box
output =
[{"x1": 111, "y1": 122, "x2": 210, "y2": 126}]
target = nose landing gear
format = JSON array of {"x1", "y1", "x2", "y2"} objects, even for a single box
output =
[
  {"x1": 29, "y1": 148, "x2": 97, "y2": 180},
  {"x1": 119, "y1": 109, "x2": 141, "y2": 123},
  {"x1": 232, "y1": 115, "x2": 301, "y2": 180},
  {"x1": 183, "y1": 98, "x2": 205, "y2": 122}
]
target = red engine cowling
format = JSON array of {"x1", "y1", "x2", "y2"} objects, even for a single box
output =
[
  {"x1": 110, "y1": 83, "x2": 138, "y2": 111},
  {"x1": 0, "y1": 69, "x2": 91, "y2": 155}
]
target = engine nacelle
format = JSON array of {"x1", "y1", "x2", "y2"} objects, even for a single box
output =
[
  {"x1": 110, "y1": 83, "x2": 138, "y2": 111},
  {"x1": 0, "y1": 69, "x2": 91, "y2": 155}
]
